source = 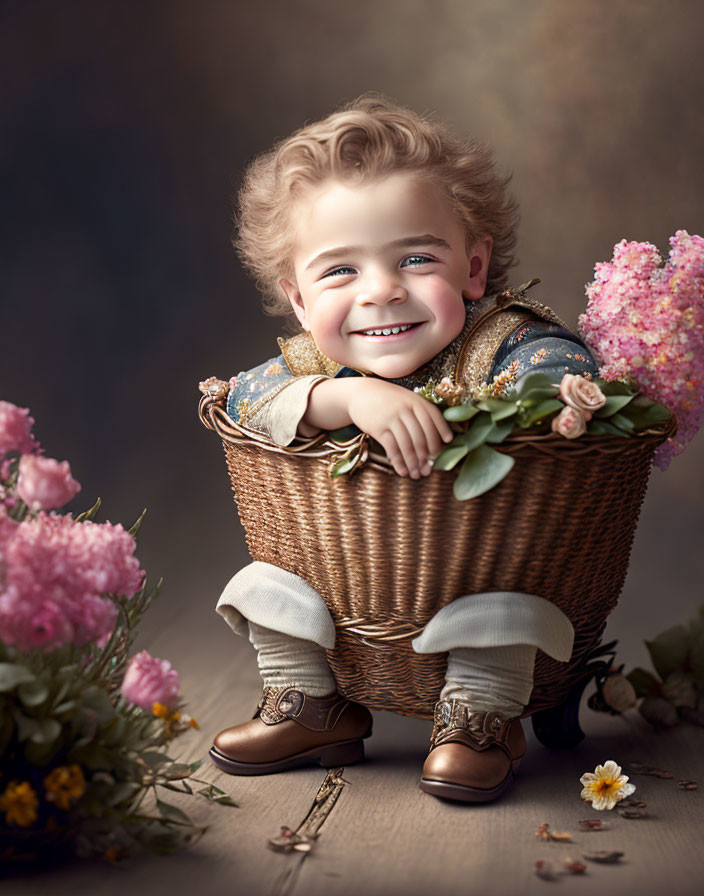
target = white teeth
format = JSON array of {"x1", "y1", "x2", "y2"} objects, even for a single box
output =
[{"x1": 361, "y1": 324, "x2": 414, "y2": 336}]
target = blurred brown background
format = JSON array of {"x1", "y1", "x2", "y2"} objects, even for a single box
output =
[{"x1": 2, "y1": 0, "x2": 703, "y2": 677}]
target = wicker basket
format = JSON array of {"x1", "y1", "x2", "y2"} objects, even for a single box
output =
[{"x1": 200, "y1": 392, "x2": 675, "y2": 721}]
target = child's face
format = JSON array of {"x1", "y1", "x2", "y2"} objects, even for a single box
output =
[{"x1": 279, "y1": 173, "x2": 492, "y2": 379}]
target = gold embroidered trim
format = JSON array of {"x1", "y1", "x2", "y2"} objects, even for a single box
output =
[
  {"x1": 457, "y1": 310, "x2": 533, "y2": 392},
  {"x1": 278, "y1": 333, "x2": 341, "y2": 377}
]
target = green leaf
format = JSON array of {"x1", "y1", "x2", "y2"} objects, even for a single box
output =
[
  {"x1": 485, "y1": 418, "x2": 516, "y2": 443},
  {"x1": 432, "y1": 442, "x2": 470, "y2": 471},
  {"x1": 17, "y1": 680, "x2": 49, "y2": 708},
  {"x1": 82, "y1": 686, "x2": 117, "y2": 725},
  {"x1": 477, "y1": 398, "x2": 519, "y2": 421},
  {"x1": 588, "y1": 419, "x2": 628, "y2": 436},
  {"x1": 514, "y1": 372, "x2": 558, "y2": 404},
  {"x1": 330, "y1": 455, "x2": 358, "y2": 477},
  {"x1": 453, "y1": 445, "x2": 515, "y2": 501},
  {"x1": 161, "y1": 762, "x2": 192, "y2": 780},
  {"x1": 213, "y1": 795, "x2": 239, "y2": 808},
  {"x1": 609, "y1": 412, "x2": 636, "y2": 432},
  {"x1": 443, "y1": 404, "x2": 480, "y2": 422},
  {"x1": 594, "y1": 394, "x2": 636, "y2": 418},
  {"x1": 75, "y1": 496, "x2": 102, "y2": 523},
  {"x1": 594, "y1": 378, "x2": 634, "y2": 396},
  {"x1": 141, "y1": 750, "x2": 171, "y2": 769},
  {"x1": 626, "y1": 667, "x2": 663, "y2": 698},
  {"x1": 645, "y1": 624, "x2": 690, "y2": 681},
  {"x1": 515, "y1": 372, "x2": 555, "y2": 395},
  {"x1": 518, "y1": 398, "x2": 563, "y2": 428},
  {"x1": 156, "y1": 798, "x2": 193, "y2": 826},
  {"x1": 189, "y1": 758, "x2": 206, "y2": 773},
  {"x1": 459, "y1": 414, "x2": 495, "y2": 452},
  {"x1": 128, "y1": 508, "x2": 147, "y2": 539},
  {"x1": 0, "y1": 664, "x2": 35, "y2": 692},
  {"x1": 328, "y1": 425, "x2": 361, "y2": 443},
  {"x1": 621, "y1": 399, "x2": 672, "y2": 430},
  {"x1": 28, "y1": 717, "x2": 62, "y2": 745}
]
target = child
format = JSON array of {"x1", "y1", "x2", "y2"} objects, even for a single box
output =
[{"x1": 210, "y1": 94, "x2": 596, "y2": 802}]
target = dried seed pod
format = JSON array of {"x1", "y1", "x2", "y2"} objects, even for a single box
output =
[
  {"x1": 678, "y1": 780, "x2": 698, "y2": 790},
  {"x1": 583, "y1": 850, "x2": 624, "y2": 864}
]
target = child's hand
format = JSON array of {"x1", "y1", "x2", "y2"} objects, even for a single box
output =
[
  {"x1": 305, "y1": 377, "x2": 453, "y2": 478},
  {"x1": 348, "y1": 379, "x2": 453, "y2": 477}
]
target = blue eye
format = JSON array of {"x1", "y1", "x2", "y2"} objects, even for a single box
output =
[
  {"x1": 401, "y1": 254, "x2": 433, "y2": 267},
  {"x1": 323, "y1": 265, "x2": 356, "y2": 278}
]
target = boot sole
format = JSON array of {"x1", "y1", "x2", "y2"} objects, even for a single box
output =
[
  {"x1": 419, "y1": 759, "x2": 521, "y2": 803},
  {"x1": 209, "y1": 737, "x2": 366, "y2": 776}
]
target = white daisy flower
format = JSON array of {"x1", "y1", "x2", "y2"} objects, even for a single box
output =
[{"x1": 579, "y1": 760, "x2": 636, "y2": 811}]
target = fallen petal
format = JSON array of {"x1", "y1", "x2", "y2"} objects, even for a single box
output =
[
  {"x1": 578, "y1": 819, "x2": 607, "y2": 831},
  {"x1": 534, "y1": 859, "x2": 557, "y2": 880},
  {"x1": 564, "y1": 858, "x2": 587, "y2": 874}
]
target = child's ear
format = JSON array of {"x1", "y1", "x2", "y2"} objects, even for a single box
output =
[
  {"x1": 279, "y1": 278, "x2": 309, "y2": 330},
  {"x1": 462, "y1": 236, "x2": 493, "y2": 301}
]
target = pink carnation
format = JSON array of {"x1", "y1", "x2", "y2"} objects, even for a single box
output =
[
  {"x1": 578, "y1": 231, "x2": 704, "y2": 469},
  {"x1": 16, "y1": 455, "x2": 81, "y2": 511},
  {"x1": 0, "y1": 513, "x2": 144, "y2": 649},
  {"x1": 121, "y1": 650, "x2": 180, "y2": 711},
  {"x1": 0, "y1": 402, "x2": 40, "y2": 458}
]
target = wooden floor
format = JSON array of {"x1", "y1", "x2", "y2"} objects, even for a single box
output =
[{"x1": 8, "y1": 626, "x2": 704, "y2": 896}]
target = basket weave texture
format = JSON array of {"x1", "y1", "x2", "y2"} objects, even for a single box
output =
[{"x1": 203, "y1": 399, "x2": 675, "y2": 720}]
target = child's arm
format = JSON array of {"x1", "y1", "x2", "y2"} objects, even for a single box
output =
[{"x1": 304, "y1": 378, "x2": 453, "y2": 479}]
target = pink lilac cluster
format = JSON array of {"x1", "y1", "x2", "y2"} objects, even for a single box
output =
[
  {"x1": 578, "y1": 230, "x2": 704, "y2": 469},
  {"x1": 121, "y1": 649, "x2": 180, "y2": 711},
  {"x1": 0, "y1": 513, "x2": 145, "y2": 650},
  {"x1": 16, "y1": 455, "x2": 81, "y2": 511},
  {"x1": 0, "y1": 401, "x2": 41, "y2": 457}
]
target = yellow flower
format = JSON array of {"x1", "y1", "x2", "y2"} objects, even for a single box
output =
[
  {"x1": 580, "y1": 760, "x2": 636, "y2": 810},
  {"x1": 152, "y1": 701, "x2": 170, "y2": 718},
  {"x1": 189, "y1": 717, "x2": 200, "y2": 730},
  {"x1": 44, "y1": 764, "x2": 86, "y2": 811},
  {"x1": 0, "y1": 781, "x2": 39, "y2": 827}
]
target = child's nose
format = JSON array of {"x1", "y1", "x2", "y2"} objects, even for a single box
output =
[{"x1": 357, "y1": 272, "x2": 407, "y2": 305}]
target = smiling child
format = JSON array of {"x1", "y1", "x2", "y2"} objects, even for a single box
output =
[{"x1": 210, "y1": 94, "x2": 596, "y2": 802}]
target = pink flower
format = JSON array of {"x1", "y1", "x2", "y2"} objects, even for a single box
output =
[
  {"x1": 0, "y1": 505, "x2": 18, "y2": 546},
  {"x1": 0, "y1": 513, "x2": 144, "y2": 650},
  {"x1": 579, "y1": 231, "x2": 704, "y2": 468},
  {"x1": 551, "y1": 406, "x2": 588, "y2": 439},
  {"x1": 121, "y1": 650, "x2": 180, "y2": 711},
  {"x1": 558, "y1": 374, "x2": 606, "y2": 421},
  {"x1": 0, "y1": 402, "x2": 40, "y2": 458},
  {"x1": 16, "y1": 455, "x2": 81, "y2": 511}
]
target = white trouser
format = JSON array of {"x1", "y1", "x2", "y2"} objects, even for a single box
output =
[{"x1": 217, "y1": 562, "x2": 575, "y2": 712}]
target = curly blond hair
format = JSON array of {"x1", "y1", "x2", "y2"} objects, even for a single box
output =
[{"x1": 234, "y1": 93, "x2": 520, "y2": 318}]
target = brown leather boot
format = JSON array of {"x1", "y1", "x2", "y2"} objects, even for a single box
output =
[
  {"x1": 209, "y1": 686, "x2": 373, "y2": 775},
  {"x1": 420, "y1": 700, "x2": 526, "y2": 802}
]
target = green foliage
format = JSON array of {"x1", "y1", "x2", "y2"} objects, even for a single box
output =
[{"x1": 453, "y1": 444, "x2": 515, "y2": 501}]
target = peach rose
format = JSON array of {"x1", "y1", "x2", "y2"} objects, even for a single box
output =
[
  {"x1": 558, "y1": 374, "x2": 606, "y2": 421},
  {"x1": 551, "y1": 406, "x2": 588, "y2": 439}
]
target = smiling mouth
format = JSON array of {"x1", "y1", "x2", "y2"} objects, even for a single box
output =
[{"x1": 353, "y1": 322, "x2": 423, "y2": 337}]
